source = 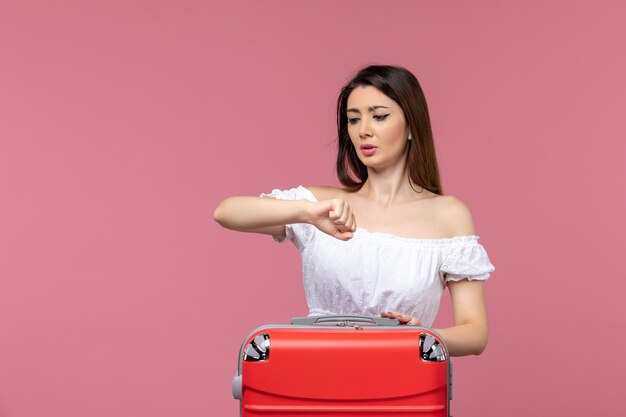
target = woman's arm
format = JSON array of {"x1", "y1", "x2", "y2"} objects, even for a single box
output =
[
  {"x1": 213, "y1": 196, "x2": 311, "y2": 238},
  {"x1": 433, "y1": 280, "x2": 488, "y2": 356},
  {"x1": 213, "y1": 195, "x2": 357, "y2": 240}
]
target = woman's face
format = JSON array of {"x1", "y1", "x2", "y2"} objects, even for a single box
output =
[{"x1": 346, "y1": 85, "x2": 410, "y2": 169}]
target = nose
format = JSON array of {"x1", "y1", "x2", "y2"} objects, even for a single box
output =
[{"x1": 359, "y1": 117, "x2": 372, "y2": 139}]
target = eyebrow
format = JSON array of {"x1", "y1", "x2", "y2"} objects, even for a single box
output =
[{"x1": 346, "y1": 105, "x2": 390, "y2": 113}]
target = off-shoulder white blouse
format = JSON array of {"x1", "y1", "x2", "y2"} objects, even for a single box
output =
[{"x1": 260, "y1": 186, "x2": 495, "y2": 327}]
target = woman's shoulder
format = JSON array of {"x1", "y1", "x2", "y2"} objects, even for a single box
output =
[
  {"x1": 430, "y1": 194, "x2": 476, "y2": 237},
  {"x1": 305, "y1": 185, "x2": 351, "y2": 201}
]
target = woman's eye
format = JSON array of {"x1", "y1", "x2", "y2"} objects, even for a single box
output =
[
  {"x1": 348, "y1": 118, "x2": 359, "y2": 125},
  {"x1": 374, "y1": 114, "x2": 390, "y2": 121}
]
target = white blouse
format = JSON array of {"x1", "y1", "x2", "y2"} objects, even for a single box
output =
[{"x1": 260, "y1": 186, "x2": 495, "y2": 327}]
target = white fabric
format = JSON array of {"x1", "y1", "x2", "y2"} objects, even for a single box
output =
[{"x1": 260, "y1": 185, "x2": 495, "y2": 327}]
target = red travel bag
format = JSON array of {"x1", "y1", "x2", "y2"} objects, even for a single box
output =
[{"x1": 233, "y1": 315, "x2": 453, "y2": 416}]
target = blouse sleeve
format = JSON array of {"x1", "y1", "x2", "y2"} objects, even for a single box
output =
[
  {"x1": 259, "y1": 186, "x2": 317, "y2": 251},
  {"x1": 439, "y1": 237, "x2": 495, "y2": 283}
]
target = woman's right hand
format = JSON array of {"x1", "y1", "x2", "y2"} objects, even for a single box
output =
[{"x1": 306, "y1": 199, "x2": 356, "y2": 241}]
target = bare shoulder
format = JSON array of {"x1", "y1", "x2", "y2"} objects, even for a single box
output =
[
  {"x1": 431, "y1": 195, "x2": 477, "y2": 237},
  {"x1": 305, "y1": 185, "x2": 349, "y2": 201}
]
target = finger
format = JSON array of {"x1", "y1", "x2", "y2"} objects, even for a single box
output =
[
  {"x1": 401, "y1": 314, "x2": 421, "y2": 325},
  {"x1": 407, "y1": 316, "x2": 421, "y2": 325},
  {"x1": 331, "y1": 203, "x2": 349, "y2": 227},
  {"x1": 350, "y1": 213, "x2": 357, "y2": 232},
  {"x1": 342, "y1": 230, "x2": 354, "y2": 240},
  {"x1": 395, "y1": 313, "x2": 412, "y2": 324},
  {"x1": 382, "y1": 312, "x2": 421, "y2": 325},
  {"x1": 399, "y1": 317, "x2": 411, "y2": 324},
  {"x1": 382, "y1": 312, "x2": 405, "y2": 322},
  {"x1": 327, "y1": 199, "x2": 342, "y2": 220},
  {"x1": 343, "y1": 211, "x2": 355, "y2": 231},
  {"x1": 337, "y1": 204, "x2": 351, "y2": 225},
  {"x1": 335, "y1": 209, "x2": 354, "y2": 233},
  {"x1": 334, "y1": 229, "x2": 353, "y2": 241}
]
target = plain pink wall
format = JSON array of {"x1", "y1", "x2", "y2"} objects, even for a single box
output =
[{"x1": 1, "y1": 1, "x2": 625, "y2": 416}]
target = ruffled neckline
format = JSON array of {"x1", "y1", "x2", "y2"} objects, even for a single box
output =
[{"x1": 354, "y1": 228, "x2": 480, "y2": 245}]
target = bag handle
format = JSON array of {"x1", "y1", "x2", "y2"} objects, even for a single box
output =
[{"x1": 290, "y1": 315, "x2": 400, "y2": 326}]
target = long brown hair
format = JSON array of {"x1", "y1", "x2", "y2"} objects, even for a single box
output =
[{"x1": 336, "y1": 65, "x2": 443, "y2": 194}]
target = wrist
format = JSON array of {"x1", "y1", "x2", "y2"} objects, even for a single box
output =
[{"x1": 299, "y1": 200, "x2": 316, "y2": 225}]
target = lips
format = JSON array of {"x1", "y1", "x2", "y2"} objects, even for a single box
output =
[{"x1": 360, "y1": 144, "x2": 378, "y2": 156}]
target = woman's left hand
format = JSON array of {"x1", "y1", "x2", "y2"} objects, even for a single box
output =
[{"x1": 380, "y1": 311, "x2": 422, "y2": 325}]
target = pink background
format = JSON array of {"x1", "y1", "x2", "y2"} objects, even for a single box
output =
[{"x1": 1, "y1": 1, "x2": 625, "y2": 416}]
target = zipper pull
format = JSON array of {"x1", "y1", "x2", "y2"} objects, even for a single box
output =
[{"x1": 346, "y1": 321, "x2": 363, "y2": 330}]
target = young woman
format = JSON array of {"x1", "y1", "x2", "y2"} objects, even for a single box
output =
[{"x1": 213, "y1": 65, "x2": 495, "y2": 357}]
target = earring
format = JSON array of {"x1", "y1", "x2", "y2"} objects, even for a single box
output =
[{"x1": 408, "y1": 134, "x2": 412, "y2": 141}]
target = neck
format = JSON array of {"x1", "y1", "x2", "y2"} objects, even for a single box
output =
[{"x1": 359, "y1": 160, "x2": 421, "y2": 207}]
